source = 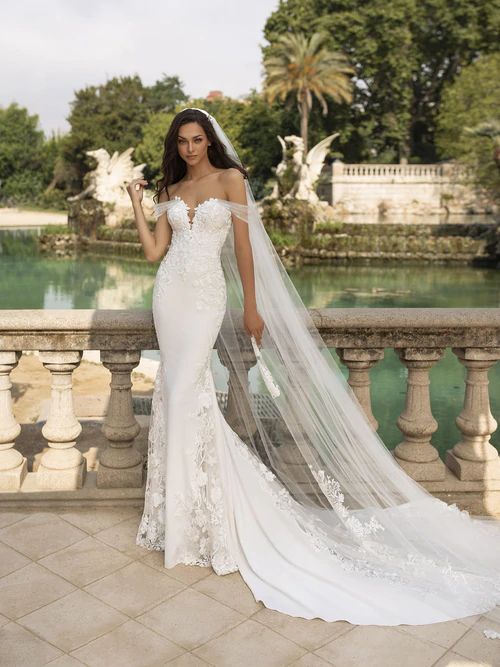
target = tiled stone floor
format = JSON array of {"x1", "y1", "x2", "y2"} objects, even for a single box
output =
[{"x1": 0, "y1": 508, "x2": 499, "y2": 667}]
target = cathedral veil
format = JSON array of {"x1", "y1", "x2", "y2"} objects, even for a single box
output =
[{"x1": 174, "y1": 108, "x2": 500, "y2": 618}]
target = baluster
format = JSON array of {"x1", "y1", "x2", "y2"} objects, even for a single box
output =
[
  {"x1": 0, "y1": 351, "x2": 27, "y2": 490},
  {"x1": 446, "y1": 347, "x2": 500, "y2": 480},
  {"x1": 393, "y1": 347, "x2": 446, "y2": 481},
  {"x1": 217, "y1": 342, "x2": 257, "y2": 439},
  {"x1": 38, "y1": 351, "x2": 86, "y2": 489},
  {"x1": 98, "y1": 350, "x2": 143, "y2": 488},
  {"x1": 336, "y1": 348, "x2": 384, "y2": 431}
]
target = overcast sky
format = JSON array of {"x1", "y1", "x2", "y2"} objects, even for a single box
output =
[{"x1": 1, "y1": 0, "x2": 279, "y2": 136}]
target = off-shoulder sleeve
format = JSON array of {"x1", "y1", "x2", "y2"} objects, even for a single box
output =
[
  {"x1": 153, "y1": 201, "x2": 173, "y2": 220},
  {"x1": 218, "y1": 200, "x2": 255, "y2": 224}
]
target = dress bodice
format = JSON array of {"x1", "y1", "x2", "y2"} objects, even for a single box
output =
[{"x1": 153, "y1": 197, "x2": 233, "y2": 282}]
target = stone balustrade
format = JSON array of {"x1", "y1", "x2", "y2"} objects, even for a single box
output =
[
  {"x1": 0, "y1": 308, "x2": 499, "y2": 515},
  {"x1": 324, "y1": 160, "x2": 478, "y2": 215}
]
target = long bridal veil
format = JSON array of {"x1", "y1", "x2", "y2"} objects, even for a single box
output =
[{"x1": 185, "y1": 108, "x2": 500, "y2": 618}]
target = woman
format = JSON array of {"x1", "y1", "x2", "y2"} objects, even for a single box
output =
[{"x1": 127, "y1": 107, "x2": 500, "y2": 625}]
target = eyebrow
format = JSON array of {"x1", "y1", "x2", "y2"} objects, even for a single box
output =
[{"x1": 177, "y1": 134, "x2": 203, "y2": 140}]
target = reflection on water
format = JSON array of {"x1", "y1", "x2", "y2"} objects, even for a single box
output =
[{"x1": 1, "y1": 228, "x2": 499, "y2": 457}]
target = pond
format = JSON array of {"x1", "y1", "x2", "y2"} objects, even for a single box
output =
[{"x1": 1, "y1": 227, "x2": 499, "y2": 458}]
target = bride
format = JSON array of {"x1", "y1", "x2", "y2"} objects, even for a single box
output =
[{"x1": 127, "y1": 107, "x2": 500, "y2": 626}]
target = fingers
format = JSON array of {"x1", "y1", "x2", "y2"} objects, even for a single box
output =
[{"x1": 129, "y1": 178, "x2": 148, "y2": 191}]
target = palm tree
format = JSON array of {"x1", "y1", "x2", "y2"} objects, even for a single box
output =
[{"x1": 263, "y1": 31, "x2": 354, "y2": 154}]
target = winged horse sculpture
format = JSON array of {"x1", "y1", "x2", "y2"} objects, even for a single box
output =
[
  {"x1": 68, "y1": 147, "x2": 154, "y2": 225},
  {"x1": 271, "y1": 133, "x2": 339, "y2": 204}
]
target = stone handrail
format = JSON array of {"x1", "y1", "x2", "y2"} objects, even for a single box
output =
[
  {"x1": 0, "y1": 308, "x2": 499, "y2": 514},
  {"x1": 331, "y1": 163, "x2": 470, "y2": 180}
]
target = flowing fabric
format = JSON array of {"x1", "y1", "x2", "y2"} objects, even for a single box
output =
[{"x1": 136, "y1": 108, "x2": 500, "y2": 625}]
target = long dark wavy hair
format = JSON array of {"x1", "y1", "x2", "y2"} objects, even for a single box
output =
[{"x1": 153, "y1": 108, "x2": 248, "y2": 204}]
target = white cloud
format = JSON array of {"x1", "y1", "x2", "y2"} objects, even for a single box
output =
[{"x1": 1, "y1": 0, "x2": 277, "y2": 135}]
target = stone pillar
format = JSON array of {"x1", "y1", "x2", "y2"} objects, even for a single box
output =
[
  {"x1": 331, "y1": 159, "x2": 344, "y2": 205},
  {"x1": 218, "y1": 344, "x2": 258, "y2": 439},
  {"x1": 336, "y1": 348, "x2": 384, "y2": 431},
  {"x1": 0, "y1": 351, "x2": 27, "y2": 490},
  {"x1": 393, "y1": 347, "x2": 446, "y2": 481},
  {"x1": 38, "y1": 351, "x2": 86, "y2": 489},
  {"x1": 97, "y1": 350, "x2": 143, "y2": 488},
  {"x1": 446, "y1": 347, "x2": 500, "y2": 481}
]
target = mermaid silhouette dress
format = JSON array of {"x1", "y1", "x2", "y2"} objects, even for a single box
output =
[{"x1": 136, "y1": 196, "x2": 500, "y2": 625}]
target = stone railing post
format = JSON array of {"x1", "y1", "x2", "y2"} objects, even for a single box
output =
[
  {"x1": 38, "y1": 351, "x2": 86, "y2": 489},
  {"x1": 393, "y1": 347, "x2": 446, "y2": 481},
  {"x1": 218, "y1": 343, "x2": 258, "y2": 439},
  {"x1": 97, "y1": 350, "x2": 143, "y2": 488},
  {"x1": 336, "y1": 348, "x2": 384, "y2": 431},
  {"x1": 446, "y1": 347, "x2": 500, "y2": 480},
  {"x1": 0, "y1": 351, "x2": 27, "y2": 490}
]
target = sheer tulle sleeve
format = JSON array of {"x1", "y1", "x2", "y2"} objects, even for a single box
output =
[{"x1": 153, "y1": 201, "x2": 174, "y2": 220}]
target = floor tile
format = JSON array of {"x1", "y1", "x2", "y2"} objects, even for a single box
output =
[
  {"x1": 394, "y1": 619, "x2": 469, "y2": 649},
  {"x1": 432, "y1": 650, "x2": 491, "y2": 666},
  {"x1": 58, "y1": 508, "x2": 138, "y2": 534},
  {"x1": 47, "y1": 656, "x2": 85, "y2": 666},
  {"x1": 483, "y1": 605, "x2": 500, "y2": 625},
  {"x1": 315, "y1": 625, "x2": 446, "y2": 667},
  {"x1": 193, "y1": 571, "x2": 263, "y2": 616},
  {"x1": 289, "y1": 654, "x2": 334, "y2": 666},
  {"x1": 0, "y1": 512, "x2": 27, "y2": 529},
  {"x1": 0, "y1": 562, "x2": 75, "y2": 619},
  {"x1": 0, "y1": 621, "x2": 62, "y2": 665},
  {"x1": 94, "y1": 517, "x2": 146, "y2": 559},
  {"x1": 0, "y1": 513, "x2": 87, "y2": 560},
  {"x1": 138, "y1": 587, "x2": 244, "y2": 650},
  {"x1": 252, "y1": 607, "x2": 353, "y2": 650},
  {"x1": 39, "y1": 536, "x2": 132, "y2": 587},
  {"x1": 166, "y1": 654, "x2": 210, "y2": 666},
  {"x1": 84, "y1": 561, "x2": 185, "y2": 616},
  {"x1": 0, "y1": 541, "x2": 31, "y2": 578},
  {"x1": 141, "y1": 552, "x2": 213, "y2": 584},
  {"x1": 452, "y1": 616, "x2": 500, "y2": 665},
  {"x1": 192, "y1": 618, "x2": 307, "y2": 667},
  {"x1": 71, "y1": 619, "x2": 184, "y2": 666},
  {"x1": 19, "y1": 589, "x2": 127, "y2": 652}
]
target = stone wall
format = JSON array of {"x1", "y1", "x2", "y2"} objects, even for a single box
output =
[{"x1": 319, "y1": 161, "x2": 495, "y2": 217}]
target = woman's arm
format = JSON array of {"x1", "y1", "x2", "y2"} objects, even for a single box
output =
[
  {"x1": 126, "y1": 178, "x2": 172, "y2": 263},
  {"x1": 223, "y1": 168, "x2": 264, "y2": 345}
]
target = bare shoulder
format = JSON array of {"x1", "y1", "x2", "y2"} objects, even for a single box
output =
[
  {"x1": 220, "y1": 167, "x2": 244, "y2": 186},
  {"x1": 221, "y1": 167, "x2": 246, "y2": 203}
]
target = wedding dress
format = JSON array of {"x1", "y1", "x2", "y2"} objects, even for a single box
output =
[{"x1": 136, "y1": 108, "x2": 500, "y2": 626}]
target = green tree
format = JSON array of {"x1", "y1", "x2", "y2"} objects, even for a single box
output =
[
  {"x1": 263, "y1": 31, "x2": 354, "y2": 154},
  {"x1": 61, "y1": 75, "x2": 149, "y2": 189},
  {"x1": 436, "y1": 53, "x2": 500, "y2": 195},
  {"x1": 263, "y1": 0, "x2": 500, "y2": 162},
  {"x1": 0, "y1": 103, "x2": 46, "y2": 203},
  {"x1": 143, "y1": 74, "x2": 188, "y2": 113}
]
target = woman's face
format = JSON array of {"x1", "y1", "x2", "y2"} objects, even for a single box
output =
[{"x1": 177, "y1": 122, "x2": 210, "y2": 165}]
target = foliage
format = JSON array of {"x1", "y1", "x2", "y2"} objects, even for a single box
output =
[
  {"x1": 40, "y1": 224, "x2": 72, "y2": 235},
  {"x1": 436, "y1": 53, "x2": 500, "y2": 196},
  {"x1": 0, "y1": 103, "x2": 47, "y2": 204},
  {"x1": 263, "y1": 0, "x2": 500, "y2": 162}
]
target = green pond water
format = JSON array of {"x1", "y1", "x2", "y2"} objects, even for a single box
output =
[{"x1": 1, "y1": 227, "x2": 499, "y2": 458}]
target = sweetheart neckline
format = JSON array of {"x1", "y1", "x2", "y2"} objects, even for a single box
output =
[{"x1": 171, "y1": 196, "x2": 229, "y2": 227}]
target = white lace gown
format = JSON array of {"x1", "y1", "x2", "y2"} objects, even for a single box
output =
[{"x1": 136, "y1": 197, "x2": 500, "y2": 625}]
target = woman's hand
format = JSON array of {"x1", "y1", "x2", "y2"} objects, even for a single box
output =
[
  {"x1": 126, "y1": 178, "x2": 148, "y2": 205},
  {"x1": 244, "y1": 307, "x2": 265, "y2": 346}
]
